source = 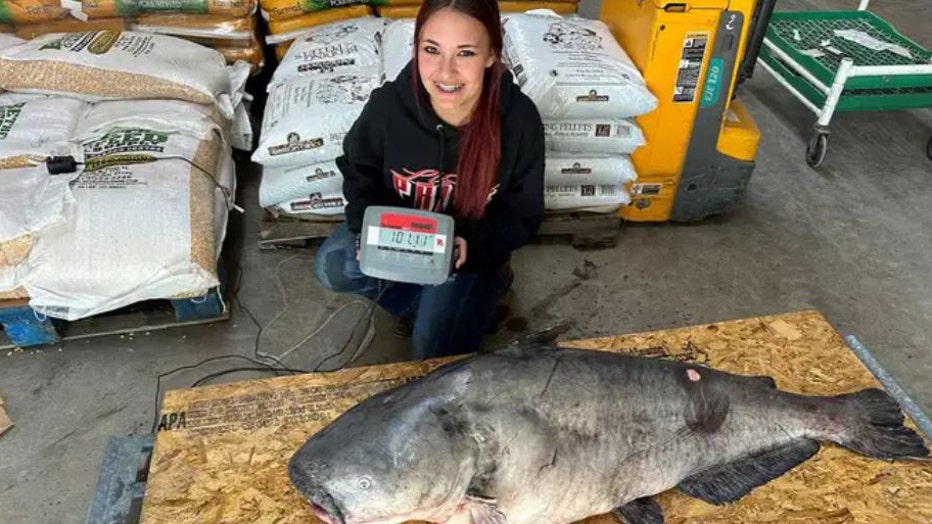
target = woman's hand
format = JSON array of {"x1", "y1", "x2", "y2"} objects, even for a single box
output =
[{"x1": 454, "y1": 237, "x2": 467, "y2": 269}]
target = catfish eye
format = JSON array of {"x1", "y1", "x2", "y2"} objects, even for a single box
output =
[{"x1": 358, "y1": 477, "x2": 372, "y2": 490}]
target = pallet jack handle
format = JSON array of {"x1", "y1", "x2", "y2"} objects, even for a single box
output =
[{"x1": 735, "y1": 0, "x2": 778, "y2": 88}]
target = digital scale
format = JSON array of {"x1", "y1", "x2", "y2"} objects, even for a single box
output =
[{"x1": 359, "y1": 206, "x2": 457, "y2": 285}]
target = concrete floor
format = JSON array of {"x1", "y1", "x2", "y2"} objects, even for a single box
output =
[{"x1": 2, "y1": 1, "x2": 931, "y2": 522}]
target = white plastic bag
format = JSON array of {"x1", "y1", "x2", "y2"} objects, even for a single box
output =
[
  {"x1": 545, "y1": 182, "x2": 630, "y2": 211},
  {"x1": 544, "y1": 152, "x2": 637, "y2": 186},
  {"x1": 77, "y1": 99, "x2": 224, "y2": 141},
  {"x1": 382, "y1": 18, "x2": 415, "y2": 82},
  {"x1": 259, "y1": 160, "x2": 343, "y2": 208},
  {"x1": 543, "y1": 119, "x2": 644, "y2": 154},
  {"x1": 0, "y1": 93, "x2": 87, "y2": 164},
  {"x1": 0, "y1": 31, "x2": 240, "y2": 117},
  {"x1": 502, "y1": 10, "x2": 657, "y2": 119},
  {"x1": 252, "y1": 74, "x2": 379, "y2": 167},
  {"x1": 0, "y1": 164, "x2": 79, "y2": 244},
  {"x1": 271, "y1": 17, "x2": 387, "y2": 88},
  {"x1": 273, "y1": 191, "x2": 347, "y2": 216},
  {"x1": 25, "y1": 123, "x2": 232, "y2": 320},
  {"x1": 0, "y1": 34, "x2": 24, "y2": 52}
]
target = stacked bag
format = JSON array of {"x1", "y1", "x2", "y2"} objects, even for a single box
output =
[
  {"x1": 254, "y1": 15, "x2": 387, "y2": 218},
  {"x1": 256, "y1": 9, "x2": 659, "y2": 218},
  {"x1": 0, "y1": 31, "x2": 249, "y2": 320},
  {"x1": 0, "y1": 0, "x2": 265, "y2": 75},
  {"x1": 261, "y1": 0, "x2": 378, "y2": 59},
  {"x1": 501, "y1": 10, "x2": 656, "y2": 213},
  {"x1": 375, "y1": 0, "x2": 578, "y2": 20}
]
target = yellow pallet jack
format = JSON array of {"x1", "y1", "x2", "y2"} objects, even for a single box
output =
[{"x1": 599, "y1": 0, "x2": 775, "y2": 222}]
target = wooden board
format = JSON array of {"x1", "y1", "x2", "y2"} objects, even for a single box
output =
[{"x1": 139, "y1": 310, "x2": 932, "y2": 523}]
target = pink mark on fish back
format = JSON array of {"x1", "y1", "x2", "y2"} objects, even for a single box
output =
[{"x1": 686, "y1": 369, "x2": 701, "y2": 382}]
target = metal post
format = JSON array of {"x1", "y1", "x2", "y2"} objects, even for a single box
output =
[{"x1": 817, "y1": 57, "x2": 854, "y2": 128}]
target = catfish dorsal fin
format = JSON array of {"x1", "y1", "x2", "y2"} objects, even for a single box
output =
[
  {"x1": 466, "y1": 494, "x2": 507, "y2": 524},
  {"x1": 676, "y1": 438, "x2": 820, "y2": 505}
]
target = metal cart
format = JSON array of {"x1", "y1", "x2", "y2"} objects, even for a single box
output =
[{"x1": 756, "y1": 0, "x2": 932, "y2": 167}]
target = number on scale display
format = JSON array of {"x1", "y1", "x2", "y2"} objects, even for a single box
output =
[{"x1": 384, "y1": 229, "x2": 432, "y2": 252}]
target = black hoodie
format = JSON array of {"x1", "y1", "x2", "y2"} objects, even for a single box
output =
[{"x1": 336, "y1": 60, "x2": 545, "y2": 274}]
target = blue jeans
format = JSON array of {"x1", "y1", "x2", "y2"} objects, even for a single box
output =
[{"x1": 313, "y1": 223, "x2": 512, "y2": 361}]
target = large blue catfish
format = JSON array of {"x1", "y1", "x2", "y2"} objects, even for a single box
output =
[{"x1": 289, "y1": 341, "x2": 929, "y2": 524}]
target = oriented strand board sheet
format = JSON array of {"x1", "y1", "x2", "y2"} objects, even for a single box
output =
[{"x1": 139, "y1": 310, "x2": 932, "y2": 523}]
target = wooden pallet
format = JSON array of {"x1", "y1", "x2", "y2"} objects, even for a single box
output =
[
  {"x1": 257, "y1": 209, "x2": 621, "y2": 250},
  {"x1": 0, "y1": 282, "x2": 228, "y2": 349},
  {"x1": 131, "y1": 310, "x2": 932, "y2": 523},
  {"x1": 257, "y1": 209, "x2": 343, "y2": 250},
  {"x1": 86, "y1": 435, "x2": 154, "y2": 524},
  {"x1": 536, "y1": 211, "x2": 621, "y2": 248}
]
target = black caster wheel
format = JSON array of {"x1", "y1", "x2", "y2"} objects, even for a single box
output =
[
  {"x1": 806, "y1": 132, "x2": 828, "y2": 168},
  {"x1": 926, "y1": 137, "x2": 931, "y2": 161}
]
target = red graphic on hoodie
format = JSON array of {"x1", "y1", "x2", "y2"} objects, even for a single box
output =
[{"x1": 391, "y1": 168, "x2": 457, "y2": 212}]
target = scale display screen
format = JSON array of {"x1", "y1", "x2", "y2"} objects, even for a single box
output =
[
  {"x1": 375, "y1": 213, "x2": 441, "y2": 254},
  {"x1": 359, "y1": 206, "x2": 455, "y2": 285}
]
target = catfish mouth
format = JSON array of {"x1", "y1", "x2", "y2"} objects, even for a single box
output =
[{"x1": 304, "y1": 489, "x2": 345, "y2": 524}]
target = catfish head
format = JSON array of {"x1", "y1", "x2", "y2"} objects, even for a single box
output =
[{"x1": 288, "y1": 386, "x2": 481, "y2": 524}]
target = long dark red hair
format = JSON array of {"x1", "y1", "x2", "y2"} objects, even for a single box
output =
[{"x1": 412, "y1": 0, "x2": 505, "y2": 221}]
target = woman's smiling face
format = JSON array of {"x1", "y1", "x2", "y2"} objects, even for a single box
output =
[{"x1": 416, "y1": 6, "x2": 497, "y2": 126}]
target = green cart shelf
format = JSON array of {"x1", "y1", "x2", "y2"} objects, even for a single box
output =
[{"x1": 755, "y1": 0, "x2": 932, "y2": 167}]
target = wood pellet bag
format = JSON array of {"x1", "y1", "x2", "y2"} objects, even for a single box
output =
[
  {"x1": 543, "y1": 152, "x2": 637, "y2": 186},
  {"x1": 272, "y1": 17, "x2": 385, "y2": 87},
  {"x1": 259, "y1": 159, "x2": 342, "y2": 208},
  {"x1": 0, "y1": 31, "x2": 237, "y2": 113},
  {"x1": 252, "y1": 74, "x2": 379, "y2": 167},
  {"x1": 544, "y1": 183, "x2": 629, "y2": 211},
  {"x1": 25, "y1": 118, "x2": 234, "y2": 321},
  {"x1": 502, "y1": 10, "x2": 657, "y2": 119},
  {"x1": 0, "y1": 0, "x2": 70, "y2": 25},
  {"x1": 381, "y1": 17, "x2": 413, "y2": 81},
  {"x1": 543, "y1": 119, "x2": 645, "y2": 155},
  {"x1": 377, "y1": 2, "x2": 576, "y2": 19}
]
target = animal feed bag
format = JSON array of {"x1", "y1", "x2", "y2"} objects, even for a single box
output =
[
  {"x1": 0, "y1": 0, "x2": 70, "y2": 25},
  {"x1": 272, "y1": 192, "x2": 347, "y2": 217},
  {"x1": 0, "y1": 163, "x2": 81, "y2": 293},
  {"x1": 382, "y1": 18, "x2": 413, "y2": 82},
  {"x1": 63, "y1": 0, "x2": 258, "y2": 19},
  {"x1": 266, "y1": 4, "x2": 371, "y2": 44},
  {"x1": 131, "y1": 13, "x2": 257, "y2": 41},
  {"x1": 544, "y1": 152, "x2": 636, "y2": 186},
  {"x1": 78, "y1": 96, "x2": 253, "y2": 153},
  {"x1": 0, "y1": 31, "x2": 246, "y2": 119},
  {"x1": 545, "y1": 183, "x2": 630, "y2": 212},
  {"x1": 259, "y1": 160, "x2": 343, "y2": 208},
  {"x1": 0, "y1": 93, "x2": 86, "y2": 168},
  {"x1": 260, "y1": 0, "x2": 372, "y2": 22},
  {"x1": 271, "y1": 17, "x2": 386, "y2": 87},
  {"x1": 0, "y1": 32, "x2": 23, "y2": 51},
  {"x1": 543, "y1": 119, "x2": 644, "y2": 155},
  {"x1": 24, "y1": 121, "x2": 235, "y2": 321},
  {"x1": 252, "y1": 74, "x2": 380, "y2": 167},
  {"x1": 501, "y1": 10, "x2": 657, "y2": 120},
  {"x1": 12, "y1": 18, "x2": 128, "y2": 39}
]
